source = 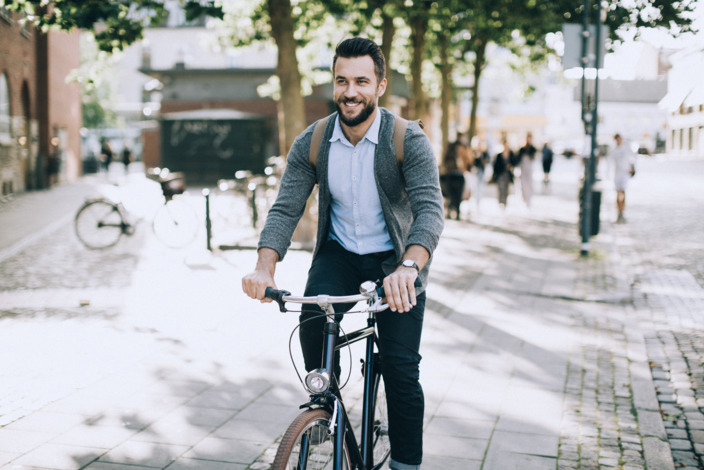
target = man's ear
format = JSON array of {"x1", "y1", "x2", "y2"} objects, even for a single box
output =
[{"x1": 377, "y1": 78, "x2": 388, "y2": 97}]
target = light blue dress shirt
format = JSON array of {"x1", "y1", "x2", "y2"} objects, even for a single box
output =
[{"x1": 327, "y1": 110, "x2": 394, "y2": 255}]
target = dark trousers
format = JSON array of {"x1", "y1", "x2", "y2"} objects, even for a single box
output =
[{"x1": 299, "y1": 240, "x2": 425, "y2": 465}]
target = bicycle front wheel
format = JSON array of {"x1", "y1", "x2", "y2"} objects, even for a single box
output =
[
  {"x1": 371, "y1": 368, "x2": 391, "y2": 468},
  {"x1": 75, "y1": 200, "x2": 125, "y2": 249},
  {"x1": 272, "y1": 408, "x2": 351, "y2": 470},
  {"x1": 152, "y1": 199, "x2": 198, "y2": 248}
]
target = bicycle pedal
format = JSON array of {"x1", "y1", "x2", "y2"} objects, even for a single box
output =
[{"x1": 376, "y1": 422, "x2": 389, "y2": 436}]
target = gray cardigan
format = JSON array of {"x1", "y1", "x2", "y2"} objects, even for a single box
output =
[{"x1": 258, "y1": 108, "x2": 444, "y2": 290}]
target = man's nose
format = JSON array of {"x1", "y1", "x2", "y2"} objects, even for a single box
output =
[{"x1": 344, "y1": 83, "x2": 358, "y2": 97}]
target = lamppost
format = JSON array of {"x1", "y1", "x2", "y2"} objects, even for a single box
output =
[{"x1": 576, "y1": 0, "x2": 604, "y2": 256}]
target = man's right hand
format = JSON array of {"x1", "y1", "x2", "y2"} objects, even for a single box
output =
[{"x1": 241, "y1": 248, "x2": 279, "y2": 302}]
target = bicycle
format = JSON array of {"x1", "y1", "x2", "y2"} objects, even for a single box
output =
[
  {"x1": 264, "y1": 280, "x2": 396, "y2": 470},
  {"x1": 74, "y1": 168, "x2": 198, "y2": 249}
]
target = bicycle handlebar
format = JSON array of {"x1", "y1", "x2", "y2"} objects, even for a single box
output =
[{"x1": 264, "y1": 277, "x2": 421, "y2": 313}]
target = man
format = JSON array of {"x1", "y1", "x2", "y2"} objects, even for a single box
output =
[
  {"x1": 516, "y1": 132, "x2": 537, "y2": 207},
  {"x1": 242, "y1": 37, "x2": 444, "y2": 469},
  {"x1": 541, "y1": 141, "x2": 554, "y2": 191},
  {"x1": 611, "y1": 133, "x2": 635, "y2": 223}
]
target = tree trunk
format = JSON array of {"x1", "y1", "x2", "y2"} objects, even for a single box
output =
[
  {"x1": 468, "y1": 39, "x2": 487, "y2": 142},
  {"x1": 409, "y1": 13, "x2": 428, "y2": 123},
  {"x1": 267, "y1": 0, "x2": 315, "y2": 247},
  {"x1": 439, "y1": 31, "x2": 452, "y2": 156},
  {"x1": 268, "y1": 0, "x2": 306, "y2": 154},
  {"x1": 379, "y1": 11, "x2": 395, "y2": 109}
]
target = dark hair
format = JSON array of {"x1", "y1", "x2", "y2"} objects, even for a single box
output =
[{"x1": 333, "y1": 37, "x2": 386, "y2": 85}]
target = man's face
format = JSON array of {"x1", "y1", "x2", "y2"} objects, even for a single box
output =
[{"x1": 333, "y1": 55, "x2": 386, "y2": 127}]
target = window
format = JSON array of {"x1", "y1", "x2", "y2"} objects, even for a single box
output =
[{"x1": 0, "y1": 73, "x2": 11, "y2": 140}]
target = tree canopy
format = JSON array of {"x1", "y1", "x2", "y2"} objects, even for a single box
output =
[
  {"x1": 6, "y1": 0, "x2": 697, "y2": 147},
  {"x1": 2, "y1": 0, "x2": 222, "y2": 52}
]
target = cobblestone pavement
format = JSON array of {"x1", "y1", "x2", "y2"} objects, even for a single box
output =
[
  {"x1": 606, "y1": 156, "x2": 704, "y2": 470},
  {"x1": 0, "y1": 156, "x2": 702, "y2": 469}
]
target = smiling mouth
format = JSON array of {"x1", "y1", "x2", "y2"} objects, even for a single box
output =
[{"x1": 341, "y1": 99, "x2": 362, "y2": 108}]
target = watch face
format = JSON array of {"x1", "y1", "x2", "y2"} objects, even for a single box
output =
[{"x1": 402, "y1": 260, "x2": 418, "y2": 270}]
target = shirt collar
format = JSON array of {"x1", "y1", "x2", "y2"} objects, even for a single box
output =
[{"x1": 330, "y1": 108, "x2": 381, "y2": 146}]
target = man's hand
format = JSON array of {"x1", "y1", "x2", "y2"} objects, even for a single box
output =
[
  {"x1": 242, "y1": 248, "x2": 279, "y2": 302},
  {"x1": 384, "y1": 245, "x2": 429, "y2": 312},
  {"x1": 383, "y1": 266, "x2": 419, "y2": 312}
]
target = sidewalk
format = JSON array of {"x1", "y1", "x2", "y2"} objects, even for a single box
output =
[{"x1": 0, "y1": 163, "x2": 674, "y2": 469}]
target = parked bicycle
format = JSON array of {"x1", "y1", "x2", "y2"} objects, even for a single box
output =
[
  {"x1": 205, "y1": 157, "x2": 284, "y2": 250},
  {"x1": 264, "y1": 280, "x2": 397, "y2": 470},
  {"x1": 74, "y1": 168, "x2": 198, "y2": 249}
]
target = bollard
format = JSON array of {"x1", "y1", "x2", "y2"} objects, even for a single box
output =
[
  {"x1": 202, "y1": 188, "x2": 211, "y2": 251},
  {"x1": 249, "y1": 182, "x2": 258, "y2": 229}
]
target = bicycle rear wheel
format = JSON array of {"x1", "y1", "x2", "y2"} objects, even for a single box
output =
[
  {"x1": 272, "y1": 408, "x2": 351, "y2": 470},
  {"x1": 75, "y1": 200, "x2": 125, "y2": 249},
  {"x1": 152, "y1": 199, "x2": 198, "y2": 248},
  {"x1": 371, "y1": 364, "x2": 391, "y2": 468}
]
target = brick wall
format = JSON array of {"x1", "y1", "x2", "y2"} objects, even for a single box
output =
[{"x1": 0, "y1": 9, "x2": 38, "y2": 194}]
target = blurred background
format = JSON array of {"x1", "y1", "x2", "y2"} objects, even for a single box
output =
[{"x1": 0, "y1": 0, "x2": 701, "y2": 193}]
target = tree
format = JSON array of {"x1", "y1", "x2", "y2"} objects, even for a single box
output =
[
  {"x1": 2, "y1": 0, "x2": 222, "y2": 52},
  {"x1": 68, "y1": 34, "x2": 120, "y2": 129},
  {"x1": 407, "y1": 1, "x2": 433, "y2": 123},
  {"x1": 267, "y1": 0, "x2": 306, "y2": 154},
  {"x1": 427, "y1": 0, "x2": 474, "y2": 154},
  {"x1": 449, "y1": 0, "x2": 697, "y2": 142}
]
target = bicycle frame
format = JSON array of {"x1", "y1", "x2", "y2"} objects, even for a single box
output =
[
  {"x1": 323, "y1": 311, "x2": 380, "y2": 469},
  {"x1": 267, "y1": 286, "x2": 389, "y2": 470}
]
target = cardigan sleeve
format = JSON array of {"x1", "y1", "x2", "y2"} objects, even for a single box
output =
[
  {"x1": 257, "y1": 127, "x2": 317, "y2": 261},
  {"x1": 400, "y1": 121, "x2": 445, "y2": 257}
]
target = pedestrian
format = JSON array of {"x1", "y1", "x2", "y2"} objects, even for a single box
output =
[
  {"x1": 472, "y1": 141, "x2": 490, "y2": 210},
  {"x1": 241, "y1": 37, "x2": 444, "y2": 470},
  {"x1": 491, "y1": 138, "x2": 515, "y2": 209},
  {"x1": 610, "y1": 133, "x2": 635, "y2": 223},
  {"x1": 440, "y1": 136, "x2": 467, "y2": 220},
  {"x1": 516, "y1": 132, "x2": 537, "y2": 207},
  {"x1": 122, "y1": 146, "x2": 132, "y2": 173},
  {"x1": 100, "y1": 139, "x2": 113, "y2": 173},
  {"x1": 541, "y1": 141, "x2": 554, "y2": 192}
]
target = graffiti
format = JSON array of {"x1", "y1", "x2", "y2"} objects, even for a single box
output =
[{"x1": 168, "y1": 120, "x2": 235, "y2": 160}]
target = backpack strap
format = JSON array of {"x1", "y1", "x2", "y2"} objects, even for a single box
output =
[
  {"x1": 309, "y1": 114, "x2": 423, "y2": 169},
  {"x1": 308, "y1": 114, "x2": 333, "y2": 169}
]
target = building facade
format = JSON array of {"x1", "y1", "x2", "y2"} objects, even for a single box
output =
[
  {"x1": 0, "y1": 6, "x2": 81, "y2": 196},
  {"x1": 660, "y1": 44, "x2": 704, "y2": 158}
]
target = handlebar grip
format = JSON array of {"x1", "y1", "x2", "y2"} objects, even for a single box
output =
[
  {"x1": 265, "y1": 287, "x2": 290, "y2": 312},
  {"x1": 375, "y1": 276, "x2": 422, "y2": 298}
]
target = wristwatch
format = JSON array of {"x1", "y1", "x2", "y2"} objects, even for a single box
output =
[{"x1": 400, "y1": 259, "x2": 420, "y2": 272}]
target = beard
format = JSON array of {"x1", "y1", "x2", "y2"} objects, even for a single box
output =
[{"x1": 335, "y1": 96, "x2": 377, "y2": 127}]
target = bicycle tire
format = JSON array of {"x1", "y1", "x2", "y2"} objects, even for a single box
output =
[
  {"x1": 74, "y1": 200, "x2": 125, "y2": 249},
  {"x1": 272, "y1": 408, "x2": 351, "y2": 470},
  {"x1": 152, "y1": 198, "x2": 198, "y2": 248},
  {"x1": 371, "y1": 366, "x2": 391, "y2": 468}
]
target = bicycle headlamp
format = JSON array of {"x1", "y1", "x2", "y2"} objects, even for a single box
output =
[{"x1": 304, "y1": 369, "x2": 331, "y2": 394}]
